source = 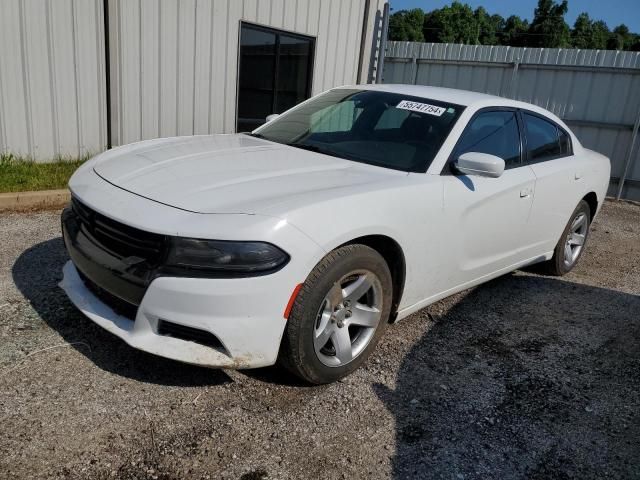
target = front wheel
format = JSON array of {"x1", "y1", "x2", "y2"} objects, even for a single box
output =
[
  {"x1": 279, "y1": 244, "x2": 393, "y2": 384},
  {"x1": 544, "y1": 200, "x2": 591, "y2": 276}
]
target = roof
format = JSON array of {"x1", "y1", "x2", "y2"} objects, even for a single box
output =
[{"x1": 342, "y1": 84, "x2": 504, "y2": 107}]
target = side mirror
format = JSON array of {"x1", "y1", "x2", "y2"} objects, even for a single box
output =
[
  {"x1": 454, "y1": 152, "x2": 505, "y2": 178},
  {"x1": 265, "y1": 114, "x2": 280, "y2": 122}
]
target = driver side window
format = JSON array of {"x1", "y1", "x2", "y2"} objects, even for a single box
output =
[{"x1": 454, "y1": 110, "x2": 522, "y2": 169}]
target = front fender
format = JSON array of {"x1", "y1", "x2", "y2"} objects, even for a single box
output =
[{"x1": 279, "y1": 178, "x2": 444, "y2": 311}]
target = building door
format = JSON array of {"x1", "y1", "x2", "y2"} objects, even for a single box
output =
[{"x1": 236, "y1": 23, "x2": 315, "y2": 132}]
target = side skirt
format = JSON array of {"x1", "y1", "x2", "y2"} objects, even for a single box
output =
[{"x1": 393, "y1": 251, "x2": 553, "y2": 322}]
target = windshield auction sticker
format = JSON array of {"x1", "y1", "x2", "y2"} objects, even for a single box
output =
[{"x1": 396, "y1": 100, "x2": 445, "y2": 116}]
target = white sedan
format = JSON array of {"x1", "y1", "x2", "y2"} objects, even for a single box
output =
[{"x1": 60, "y1": 85, "x2": 610, "y2": 384}]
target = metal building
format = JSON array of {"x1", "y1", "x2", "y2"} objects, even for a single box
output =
[{"x1": 0, "y1": 0, "x2": 388, "y2": 160}]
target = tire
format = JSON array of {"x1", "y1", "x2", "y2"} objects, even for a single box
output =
[
  {"x1": 544, "y1": 200, "x2": 591, "y2": 276},
  {"x1": 280, "y1": 244, "x2": 393, "y2": 384}
]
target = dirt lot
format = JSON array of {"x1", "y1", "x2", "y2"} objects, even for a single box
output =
[{"x1": 1, "y1": 200, "x2": 639, "y2": 479}]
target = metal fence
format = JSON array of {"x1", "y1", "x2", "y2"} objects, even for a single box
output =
[{"x1": 383, "y1": 41, "x2": 640, "y2": 201}]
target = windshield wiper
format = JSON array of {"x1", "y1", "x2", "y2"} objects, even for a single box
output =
[
  {"x1": 286, "y1": 142, "x2": 326, "y2": 153},
  {"x1": 286, "y1": 142, "x2": 362, "y2": 164},
  {"x1": 286, "y1": 141, "x2": 383, "y2": 167}
]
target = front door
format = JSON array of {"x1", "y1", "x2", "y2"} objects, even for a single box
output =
[{"x1": 439, "y1": 110, "x2": 537, "y2": 290}]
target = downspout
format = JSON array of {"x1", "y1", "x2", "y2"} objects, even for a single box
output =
[
  {"x1": 356, "y1": 0, "x2": 371, "y2": 84},
  {"x1": 102, "y1": 0, "x2": 112, "y2": 149}
]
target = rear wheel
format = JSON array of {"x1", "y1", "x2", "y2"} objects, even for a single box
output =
[
  {"x1": 280, "y1": 244, "x2": 392, "y2": 384},
  {"x1": 544, "y1": 200, "x2": 591, "y2": 276}
]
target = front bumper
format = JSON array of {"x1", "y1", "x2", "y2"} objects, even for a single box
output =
[
  {"x1": 60, "y1": 260, "x2": 290, "y2": 368},
  {"x1": 59, "y1": 169, "x2": 327, "y2": 369}
]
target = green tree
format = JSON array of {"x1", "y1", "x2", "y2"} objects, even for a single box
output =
[
  {"x1": 388, "y1": 8, "x2": 425, "y2": 42},
  {"x1": 473, "y1": 8, "x2": 504, "y2": 45},
  {"x1": 591, "y1": 21, "x2": 611, "y2": 49},
  {"x1": 527, "y1": 0, "x2": 571, "y2": 48},
  {"x1": 489, "y1": 14, "x2": 507, "y2": 42},
  {"x1": 571, "y1": 13, "x2": 609, "y2": 49},
  {"x1": 608, "y1": 24, "x2": 633, "y2": 50},
  {"x1": 392, "y1": 1, "x2": 639, "y2": 51},
  {"x1": 571, "y1": 13, "x2": 594, "y2": 49},
  {"x1": 503, "y1": 15, "x2": 529, "y2": 47},
  {"x1": 423, "y1": 2, "x2": 478, "y2": 44}
]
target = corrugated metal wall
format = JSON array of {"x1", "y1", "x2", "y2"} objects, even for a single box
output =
[
  {"x1": 0, "y1": 0, "x2": 107, "y2": 160},
  {"x1": 108, "y1": 0, "x2": 387, "y2": 146},
  {"x1": 384, "y1": 42, "x2": 640, "y2": 200},
  {"x1": 0, "y1": 0, "x2": 386, "y2": 160}
]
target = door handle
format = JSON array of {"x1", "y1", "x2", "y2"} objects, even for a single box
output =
[{"x1": 520, "y1": 188, "x2": 532, "y2": 198}]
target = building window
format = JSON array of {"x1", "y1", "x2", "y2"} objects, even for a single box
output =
[{"x1": 237, "y1": 23, "x2": 315, "y2": 132}]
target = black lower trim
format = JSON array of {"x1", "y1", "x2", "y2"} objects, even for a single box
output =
[
  {"x1": 76, "y1": 269, "x2": 138, "y2": 321},
  {"x1": 62, "y1": 206, "x2": 155, "y2": 306},
  {"x1": 157, "y1": 320, "x2": 225, "y2": 351}
]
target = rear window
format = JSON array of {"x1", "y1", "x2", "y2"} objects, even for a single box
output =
[
  {"x1": 559, "y1": 128, "x2": 571, "y2": 155},
  {"x1": 523, "y1": 112, "x2": 571, "y2": 162}
]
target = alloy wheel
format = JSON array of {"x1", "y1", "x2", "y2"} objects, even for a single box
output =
[
  {"x1": 313, "y1": 270, "x2": 383, "y2": 367},
  {"x1": 563, "y1": 212, "x2": 588, "y2": 267}
]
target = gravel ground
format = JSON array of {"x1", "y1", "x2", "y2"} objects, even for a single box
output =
[{"x1": 0, "y1": 200, "x2": 638, "y2": 479}]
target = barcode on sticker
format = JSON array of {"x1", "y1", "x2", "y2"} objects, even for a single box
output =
[{"x1": 396, "y1": 100, "x2": 445, "y2": 116}]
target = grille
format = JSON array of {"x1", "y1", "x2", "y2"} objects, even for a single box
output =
[
  {"x1": 77, "y1": 269, "x2": 139, "y2": 321},
  {"x1": 157, "y1": 320, "x2": 225, "y2": 351},
  {"x1": 72, "y1": 197, "x2": 166, "y2": 263}
]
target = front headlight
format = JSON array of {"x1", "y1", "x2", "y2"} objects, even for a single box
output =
[{"x1": 165, "y1": 238, "x2": 289, "y2": 275}]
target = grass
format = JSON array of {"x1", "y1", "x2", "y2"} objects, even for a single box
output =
[{"x1": 0, "y1": 154, "x2": 86, "y2": 193}]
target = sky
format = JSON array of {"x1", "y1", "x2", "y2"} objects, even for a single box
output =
[{"x1": 389, "y1": 0, "x2": 640, "y2": 33}]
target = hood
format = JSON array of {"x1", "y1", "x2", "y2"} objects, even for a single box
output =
[{"x1": 93, "y1": 134, "x2": 403, "y2": 214}]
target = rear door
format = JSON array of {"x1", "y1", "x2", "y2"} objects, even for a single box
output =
[
  {"x1": 439, "y1": 109, "x2": 537, "y2": 290},
  {"x1": 520, "y1": 111, "x2": 585, "y2": 254}
]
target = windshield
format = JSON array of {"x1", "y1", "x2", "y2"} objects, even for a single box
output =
[{"x1": 251, "y1": 89, "x2": 464, "y2": 172}]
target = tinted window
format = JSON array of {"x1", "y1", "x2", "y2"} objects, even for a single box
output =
[
  {"x1": 237, "y1": 28, "x2": 276, "y2": 132},
  {"x1": 374, "y1": 107, "x2": 411, "y2": 130},
  {"x1": 559, "y1": 128, "x2": 571, "y2": 155},
  {"x1": 454, "y1": 111, "x2": 521, "y2": 168},
  {"x1": 275, "y1": 34, "x2": 313, "y2": 112},
  {"x1": 252, "y1": 89, "x2": 463, "y2": 172},
  {"x1": 237, "y1": 24, "x2": 314, "y2": 132},
  {"x1": 523, "y1": 113, "x2": 562, "y2": 161},
  {"x1": 311, "y1": 101, "x2": 363, "y2": 133}
]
